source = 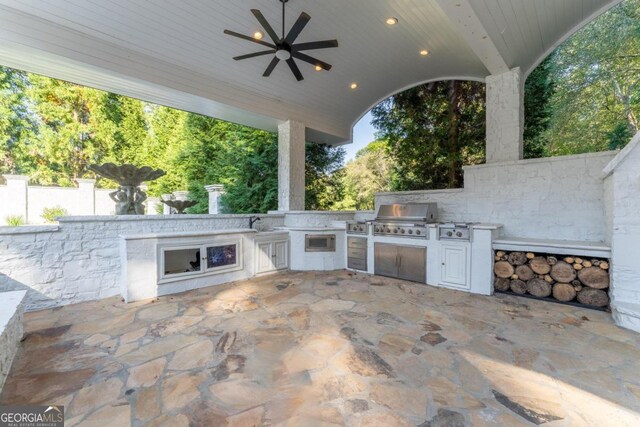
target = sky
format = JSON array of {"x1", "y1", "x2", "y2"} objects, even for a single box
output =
[{"x1": 342, "y1": 111, "x2": 377, "y2": 162}]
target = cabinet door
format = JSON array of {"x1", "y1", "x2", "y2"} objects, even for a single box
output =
[
  {"x1": 398, "y1": 246, "x2": 426, "y2": 283},
  {"x1": 441, "y1": 244, "x2": 469, "y2": 288},
  {"x1": 374, "y1": 243, "x2": 398, "y2": 278},
  {"x1": 273, "y1": 240, "x2": 289, "y2": 270},
  {"x1": 256, "y1": 242, "x2": 274, "y2": 273}
]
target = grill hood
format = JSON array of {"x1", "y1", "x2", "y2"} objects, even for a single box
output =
[{"x1": 375, "y1": 203, "x2": 437, "y2": 223}]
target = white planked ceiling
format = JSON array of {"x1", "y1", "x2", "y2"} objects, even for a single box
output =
[{"x1": 0, "y1": 0, "x2": 621, "y2": 143}]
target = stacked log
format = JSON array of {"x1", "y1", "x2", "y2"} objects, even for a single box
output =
[{"x1": 493, "y1": 250, "x2": 610, "y2": 308}]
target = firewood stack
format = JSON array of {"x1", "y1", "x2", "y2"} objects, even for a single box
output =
[{"x1": 493, "y1": 250, "x2": 609, "y2": 307}]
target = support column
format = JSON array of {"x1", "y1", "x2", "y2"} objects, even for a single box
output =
[
  {"x1": 486, "y1": 67, "x2": 524, "y2": 163},
  {"x1": 2, "y1": 175, "x2": 29, "y2": 224},
  {"x1": 278, "y1": 120, "x2": 306, "y2": 211},
  {"x1": 161, "y1": 194, "x2": 173, "y2": 215},
  {"x1": 75, "y1": 178, "x2": 96, "y2": 215},
  {"x1": 205, "y1": 184, "x2": 225, "y2": 214}
]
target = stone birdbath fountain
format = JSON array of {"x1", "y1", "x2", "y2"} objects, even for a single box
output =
[
  {"x1": 89, "y1": 163, "x2": 166, "y2": 215},
  {"x1": 161, "y1": 198, "x2": 198, "y2": 214}
]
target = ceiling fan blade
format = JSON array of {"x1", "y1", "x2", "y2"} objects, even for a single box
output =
[
  {"x1": 263, "y1": 57, "x2": 280, "y2": 77},
  {"x1": 286, "y1": 58, "x2": 304, "y2": 81},
  {"x1": 291, "y1": 51, "x2": 332, "y2": 71},
  {"x1": 233, "y1": 50, "x2": 276, "y2": 61},
  {"x1": 224, "y1": 29, "x2": 275, "y2": 49},
  {"x1": 284, "y1": 12, "x2": 311, "y2": 45},
  {"x1": 292, "y1": 40, "x2": 339, "y2": 51},
  {"x1": 251, "y1": 9, "x2": 281, "y2": 43}
]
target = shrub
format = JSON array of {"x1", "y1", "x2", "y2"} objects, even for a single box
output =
[
  {"x1": 41, "y1": 206, "x2": 69, "y2": 223},
  {"x1": 5, "y1": 215, "x2": 25, "y2": 226}
]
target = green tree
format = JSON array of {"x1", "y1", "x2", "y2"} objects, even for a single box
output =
[
  {"x1": 523, "y1": 56, "x2": 555, "y2": 158},
  {"x1": 0, "y1": 66, "x2": 37, "y2": 174},
  {"x1": 371, "y1": 80, "x2": 485, "y2": 190},
  {"x1": 305, "y1": 143, "x2": 346, "y2": 210},
  {"x1": 543, "y1": 0, "x2": 640, "y2": 155},
  {"x1": 27, "y1": 75, "x2": 107, "y2": 186},
  {"x1": 338, "y1": 140, "x2": 392, "y2": 210}
]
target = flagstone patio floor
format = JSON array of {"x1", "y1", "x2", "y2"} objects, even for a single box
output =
[{"x1": 1, "y1": 270, "x2": 639, "y2": 426}]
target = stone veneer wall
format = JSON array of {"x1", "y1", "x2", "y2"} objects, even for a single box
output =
[
  {"x1": 0, "y1": 215, "x2": 285, "y2": 311},
  {"x1": 603, "y1": 133, "x2": 640, "y2": 331},
  {"x1": 0, "y1": 290, "x2": 26, "y2": 392},
  {"x1": 376, "y1": 151, "x2": 617, "y2": 242}
]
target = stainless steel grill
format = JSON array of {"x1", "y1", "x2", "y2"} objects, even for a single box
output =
[{"x1": 372, "y1": 203, "x2": 437, "y2": 239}]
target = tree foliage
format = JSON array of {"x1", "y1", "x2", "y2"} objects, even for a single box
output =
[
  {"x1": 305, "y1": 143, "x2": 346, "y2": 210},
  {"x1": 527, "y1": 0, "x2": 640, "y2": 155},
  {"x1": 337, "y1": 140, "x2": 392, "y2": 210},
  {"x1": 0, "y1": 67, "x2": 344, "y2": 213},
  {"x1": 371, "y1": 80, "x2": 486, "y2": 190}
]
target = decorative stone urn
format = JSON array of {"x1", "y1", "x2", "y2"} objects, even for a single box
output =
[
  {"x1": 161, "y1": 199, "x2": 198, "y2": 214},
  {"x1": 89, "y1": 163, "x2": 166, "y2": 215}
]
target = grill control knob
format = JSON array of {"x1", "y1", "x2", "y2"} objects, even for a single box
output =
[
  {"x1": 456, "y1": 231, "x2": 463, "y2": 237},
  {"x1": 447, "y1": 231, "x2": 453, "y2": 237},
  {"x1": 385, "y1": 228, "x2": 390, "y2": 233},
  {"x1": 416, "y1": 230, "x2": 421, "y2": 235},
  {"x1": 408, "y1": 229, "x2": 413, "y2": 234},
  {"x1": 393, "y1": 229, "x2": 398, "y2": 233},
  {"x1": 401, "y1": 229, "x2": 405, "y2": 234}
]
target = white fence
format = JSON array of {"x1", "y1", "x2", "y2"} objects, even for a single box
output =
[{"x1": 0, "y1": 175, "x2": 164, "y2": 225}]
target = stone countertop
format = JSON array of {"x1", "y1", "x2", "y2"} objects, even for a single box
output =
[
  {"x1": 472, "y1": 223, "x2": 503, "y2": 230},
  {"x1": 121, "y1": 228, "x2": 258, "y2": 240},
  {"x1": 275, "y1": 227, "x2": 345, "y2": 232},
  {"x1": 493, "y1": 236, "x2": 611, "y2": 251},
  {"x1": 0, "y1": 290, "x2": 27, "y2": 330}
]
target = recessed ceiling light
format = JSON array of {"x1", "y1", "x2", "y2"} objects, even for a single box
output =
[
  {"x1": 315, "y1": 65, "x2": 323, "y2": 71},
  {"x1": 350, "y1": 82, "x2": 358, "y2": 90},
  {"x1": 386, "y1": 17, "x2": 398, "y2": 25},
  {"x1": 253, "y1": 31, "x2": 263, "y2": 40},
  {"x1": 420, "y1": 50, "x2": 429, "y2": 56}
]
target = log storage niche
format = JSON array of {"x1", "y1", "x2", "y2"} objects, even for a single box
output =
[{"x1": 493, "y1": 250, "x2": 610, "y2": 310}]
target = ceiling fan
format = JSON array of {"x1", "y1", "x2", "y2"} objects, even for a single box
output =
[{"x1": 223, "y1": 0, "x2": 338, "y2": 81}]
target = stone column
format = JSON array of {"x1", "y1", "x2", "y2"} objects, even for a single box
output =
[
  {"x1": 75, "y1": 178, "x2": 96, "y2": 215},
  {"x1": 161, "y1": 194, "x2": 173, "y2": 215},
  {"x1": 485, "y1": 67, "x2": 524, "y2": 163},
  {"x1": 2, "y1": 175, "x2": 29, "y2": 224},
  {"x1": 205, "y1": 184, "x2": 225, "y2": 214},
  {"x1": 278, "y1": 120, "x2": 306, "y2": 211}
]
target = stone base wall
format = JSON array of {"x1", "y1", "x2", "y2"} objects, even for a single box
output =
[
  {"x1": 0, "y1": 215, "x2": 285, "y2": 311},
  {"x1": 376, "y1": 151, "x2": 617, "y2": 242},
  {"x1": 0, "y1": 290, "x2": 26, "y2": 392}
]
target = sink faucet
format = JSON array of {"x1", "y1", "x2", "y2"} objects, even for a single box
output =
[{"x1": 249, "y1": 216, "x2": 261, "y2": 229}]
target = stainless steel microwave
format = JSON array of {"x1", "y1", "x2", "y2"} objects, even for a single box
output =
[{"x1": 305, "y1": 234, "x2": 336, "y2": 252}]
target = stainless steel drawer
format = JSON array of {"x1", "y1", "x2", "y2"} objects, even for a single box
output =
[
  {"x1": 348, "y1": 257, "x2": 367, "y2": 271},
  {"x1": 348, "y1": 237, "x2": 367, "y2": 249},
  {"x1": 347, "y1": 247, "x2": 367, "y2": 259}
]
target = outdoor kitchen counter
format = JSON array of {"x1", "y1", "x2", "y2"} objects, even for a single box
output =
[
  {"x1": 121, "y1": 228, "x2": 258, "y2": 240},
  {"x1": 274, "y1": 226, "x2": 344, "y2": 232}
]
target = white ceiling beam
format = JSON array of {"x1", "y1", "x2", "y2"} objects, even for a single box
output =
[{"x1": 435, "y1": 0, "x2": 509, "y2": 75}]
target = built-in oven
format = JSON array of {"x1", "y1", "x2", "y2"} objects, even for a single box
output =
[{"x1": 305, "y1": 234, "x2": 336, "y2": 252}]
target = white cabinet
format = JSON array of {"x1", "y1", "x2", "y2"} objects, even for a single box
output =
[
  {"x1": 440, "y1": 243, "x2": 470, "y2": 289},
  {"x1": 255, "y1": 237, "x2": 289, "y2": 274}
]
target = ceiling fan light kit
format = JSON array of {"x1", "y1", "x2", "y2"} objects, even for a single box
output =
[{"x1": 224, "y1": 0, "x2": 338, "y2": 82}]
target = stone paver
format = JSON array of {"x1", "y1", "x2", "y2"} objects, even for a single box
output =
[{"x1": 1, "y1": 270, "x2": 639, "y2": 426}]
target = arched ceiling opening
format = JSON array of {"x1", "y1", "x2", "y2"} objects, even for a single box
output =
[{"x1": 0, "y1": 0, "x2": 623, "y2": 144}]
